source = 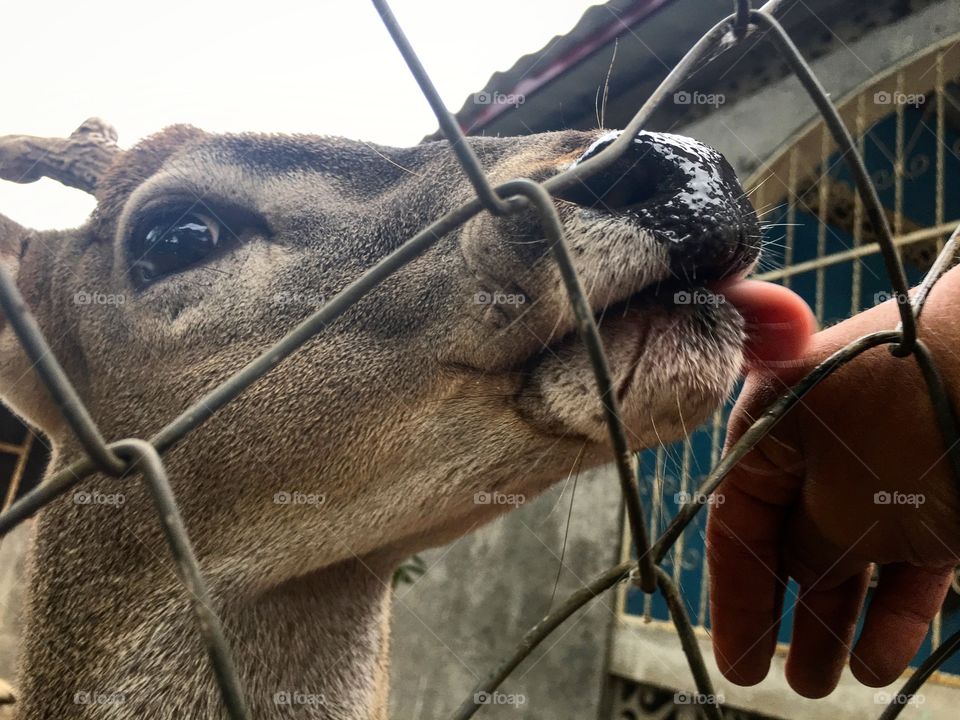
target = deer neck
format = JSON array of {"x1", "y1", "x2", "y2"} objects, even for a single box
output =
[{"x1": 19, "y1": 496, "x2": 396, "y2": 720}]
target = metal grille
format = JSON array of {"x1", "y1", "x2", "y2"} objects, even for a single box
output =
[
  {"x1": 0, "y1": 2, "x2": 958, "y2": 719},
  {"x1": 0, "y1": 432, "x2": 34, "y2": 514},
  {"x1": 747, "y1": 39, "x2": 960, "y2": 677},
  {"x1": 612, "y1": 35, "x2": 960, "y2": 715}
]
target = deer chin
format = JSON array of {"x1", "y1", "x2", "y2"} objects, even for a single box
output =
[{"x1": 516, "y1": 285, "x2": 745, "y2": 448}]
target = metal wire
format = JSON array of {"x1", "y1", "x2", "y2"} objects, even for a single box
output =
[
  {"x1": 734, "y1": 0, "x2": 752, "y2": 38},
  {"x1": 112, "y1": 439, "x2": 249, "y2": 719},
  {"x1": 0, "y1": 1, "x2": 957, "y2": 718},
  {"x1": 878, "y1": 626, "x2": 960, "y2": 720},
  {"x1": 370, "y1": 0, "x2": 516, "y2": 217},
  {"x1": 748, "y1": 10, "x2": 919, "y2": 356},
  {"x1": 0, "y1": 265, "x2": 126, "y2": 477}
]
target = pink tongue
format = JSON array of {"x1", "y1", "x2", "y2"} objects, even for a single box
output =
[{"x1": 711, "y1": 279, "x2": 815, "y2": 372}]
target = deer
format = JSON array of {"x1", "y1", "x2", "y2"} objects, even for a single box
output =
[{"x1": 0, "y1": 117, "x2": 776, "y2": 719}]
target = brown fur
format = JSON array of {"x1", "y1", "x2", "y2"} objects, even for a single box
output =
[{"x1": 0, "y1": 125, "x2": 757, "y2": 718}]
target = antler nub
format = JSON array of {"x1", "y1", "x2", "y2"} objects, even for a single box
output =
[{"x1": 0, "y1": 118, "x2": 119, "y2": 195}]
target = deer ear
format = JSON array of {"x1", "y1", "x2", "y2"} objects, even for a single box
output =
[
  {"x1": 0, "y1": 119, "x2": 117, "y2": 436},
  {"x1": 0, "y1": 213, "x2": 33, "y2": 340},
  {"x1": 0, "y1": 215, "x2": 32, "y2": 316},
  {"x1": 0, "y1": 213, "x2": 29, "y2": 262},
  {"x1": 0, "y1": 213, "x2": 61, "y2": 434}
]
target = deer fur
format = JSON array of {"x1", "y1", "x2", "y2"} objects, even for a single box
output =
[{"x1": 0, "y1": 120, "x2": 758, "y2": 718}]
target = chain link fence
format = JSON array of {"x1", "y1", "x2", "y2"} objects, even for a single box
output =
[{"x1": 0, "y1": 1, "x2": 958, "y2": 718}]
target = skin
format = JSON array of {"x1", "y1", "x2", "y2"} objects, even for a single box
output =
[{"x1": 708, "y1": 263, "x2": 960, "y2": 698}]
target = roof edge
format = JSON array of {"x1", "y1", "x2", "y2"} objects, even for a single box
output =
[{"x1": 453, "y1": 0, "x2": 676, "y2": 136}]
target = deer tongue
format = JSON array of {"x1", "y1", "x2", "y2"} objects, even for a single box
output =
[{"x1": 710, "y1": 279, "x2": 815, "y2": 373}]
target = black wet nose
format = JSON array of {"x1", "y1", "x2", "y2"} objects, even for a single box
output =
[
  {"x1": 558, "y1": 130, "x2": 759, "y2": 281},
  {"x1": 555, "y1": 133, "x2": 669, "y2": 210}
]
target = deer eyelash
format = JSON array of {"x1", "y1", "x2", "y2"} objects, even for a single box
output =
[{"x1": 125, "y1": 202, "x2": 268, "y2": 288}]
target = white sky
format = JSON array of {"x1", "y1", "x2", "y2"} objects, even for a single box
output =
[{"x1": 1, "y1": 0, "x2": 595, "y2": 230}]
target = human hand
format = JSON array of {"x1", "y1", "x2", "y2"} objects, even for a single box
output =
[{"x1": 707, "y1": 265, "x2": 960, "y2": 697}]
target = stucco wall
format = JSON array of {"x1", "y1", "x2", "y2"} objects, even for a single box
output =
[
  {"x1": 678, "y1": 0, "x2": 960, "y2": 180},
  {"x1": 388, "y1": 464, "x2": 623, "y2": 719}
]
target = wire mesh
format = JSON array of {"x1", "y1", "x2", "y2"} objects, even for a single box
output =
[{"x1": 0, "y1": 1, "x2": 957, "y2": 719}]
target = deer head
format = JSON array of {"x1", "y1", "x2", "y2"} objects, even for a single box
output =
[{"x1": 0, "y1": 119, "x2": 758, "y2": 719}]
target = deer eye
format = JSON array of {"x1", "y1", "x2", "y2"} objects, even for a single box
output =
[{"x1": 129, "y1": 210, "x2": 221, "y2": 285}]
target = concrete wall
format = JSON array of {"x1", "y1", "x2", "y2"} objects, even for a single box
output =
[
  {"x1": 610, "y1": 621, "x2": 957, "y2": 719},
  {"x1": 0, "y1": 523, "x2": 30, "y2": 683},
  {"x1": 388, "y1": 464, "x2": 623, "y2": 720}
]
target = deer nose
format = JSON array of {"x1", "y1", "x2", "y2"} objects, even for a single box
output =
[{"x1": 556, "y1": 130, "x2": 759, "y2": 281}]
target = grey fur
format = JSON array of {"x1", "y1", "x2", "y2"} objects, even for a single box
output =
[{"x1": 0, "y1": 125, "x2": 755, "y2": 719}]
